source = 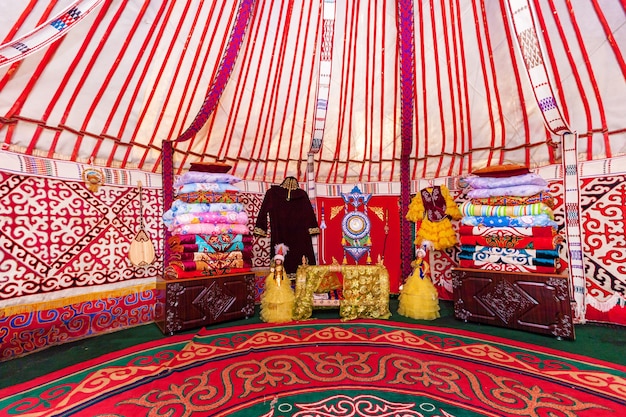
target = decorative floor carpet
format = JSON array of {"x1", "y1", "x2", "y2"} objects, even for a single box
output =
[{"x1": 1, "y1": 320, "x2": 624, "y2": 416}]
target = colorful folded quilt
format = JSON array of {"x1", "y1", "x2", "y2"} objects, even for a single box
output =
[
  {"x1": 166, "y1": 210, "x2": 249, "y2": 231},
  {"x1": 466, "y1": 184, "x2": 549, "y2": 199},
  {"x1": 163, "y1": 200, "x2": 244, "y2": 224},
  {"x1": 177, "y1": 249, "x2": 252, "y2": 262},
  {"x1": 164, "y1": 264, "x2": 251, "y2": 280},
  {"x1": 171, "y1": 223, "x2": 250, "y2": 236},
  {"x1": 168, "y1": 234, "x2": 251, "y2": 253},
  {"x1": 175, "y1": 182, "x2": 239, "y2": 195},
  {"x1": 176, "y1": 190, "x2": 240, "y2": 204},
  {"x1": 458, "y1": 259, "x2": 557, "y2": 274},
  {"x1": 174, "y1": 172, "x2": 241, "y2": 187},
  {"x1": 170, "y1": 256, "x2": 249, "y2": 272},
  {"x1": 461, "y1": 245, "x2": 559, "y2": 260},
  {"x1": 459, "y1": 201, "x2": 553, "y2": 218},
  {"x1": 470, "y1": 192, "x2": 555, "y2": 208},
  {"x1": 458, "y1": 225, "x2": 563, "y2": 249},
  {"x1": 461, "y1": 214, "x2": 558, "y2": 228},
  {"x1": 464, "y1": 173, "x2": 547, "y2": 189},
  {"x1": 458, "y1": 225, "x2": 557, "y2": 238},
  {"x1": 459, "y1": 249, "x2": 558, "y2": 268},
  {"x1": 459, "y1": 235, "x2": 559, "y2": 250},
  {"x1": 176, "y1": 250, "x2": 244, "y2": 262}
]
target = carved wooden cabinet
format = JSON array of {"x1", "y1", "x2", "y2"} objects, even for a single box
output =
[
  {"x1": 451, "y1": 268, "x2": 575, "y2": 340},
  {"x1": 155, "y1": 272, "x2": 256, "y2": 335}
]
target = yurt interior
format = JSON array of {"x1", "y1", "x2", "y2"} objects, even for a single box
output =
[{"x1": 1, "y1": 1, "x2": 625, "y2": 415}]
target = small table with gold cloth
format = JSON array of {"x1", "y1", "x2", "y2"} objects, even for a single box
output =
[{"x1": 293, "y1": 262, "x2": 391, "y2": 321}]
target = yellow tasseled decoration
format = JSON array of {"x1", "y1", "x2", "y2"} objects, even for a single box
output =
[{"x1": 406, "y1": 185, "x2": 461, "y2": 251}]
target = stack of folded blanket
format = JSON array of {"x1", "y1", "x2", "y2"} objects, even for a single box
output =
[
  {"x1": 163, "y1": 170, "x2": 252, "y2": 278},
  {"x1": 458, "y1": 168, "x2": 562, "y2": 274}
]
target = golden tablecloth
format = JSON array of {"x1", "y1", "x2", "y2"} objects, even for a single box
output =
[{"x1": 293, "y1": 264, "x2": 391, "y2": 321}]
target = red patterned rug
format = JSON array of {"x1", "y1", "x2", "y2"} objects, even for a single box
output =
[{"x1": 1, "y1": 321, "x2": 624, "y2": 416}]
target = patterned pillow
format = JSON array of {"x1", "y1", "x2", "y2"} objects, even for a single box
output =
[{"x1": 472, "y1": 163, "x2": 530, "y2": 178}]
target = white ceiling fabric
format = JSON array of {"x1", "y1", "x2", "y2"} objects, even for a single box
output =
[{"x1": 0, "y1": 0, "x2": 624, "y2": 183}]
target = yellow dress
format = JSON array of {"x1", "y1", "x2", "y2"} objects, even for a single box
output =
[
  {"x1": 406, "y1": 185, "x2": 462, "y2": 251},
  {"x1": 260, "y1": 263, "x2": 295, "y2": 323},
  {"x1": 398, "y1": 257, "x2": 440, "y2": 320}
]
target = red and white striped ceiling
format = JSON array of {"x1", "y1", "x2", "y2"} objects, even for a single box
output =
[{"x1": 1, "y1": 0, "x2": 624, "y2": 183}]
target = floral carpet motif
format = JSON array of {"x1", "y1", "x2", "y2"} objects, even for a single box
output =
[{"x1": 1, "y1": 321, "x2": 624, "y2": 416}]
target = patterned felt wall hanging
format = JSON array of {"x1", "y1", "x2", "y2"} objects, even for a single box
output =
[{"x1": 0, "y1": 170, "x2": 161, "y2": 360}]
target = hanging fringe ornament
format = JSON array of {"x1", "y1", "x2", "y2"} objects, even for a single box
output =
[{"x1": 128, "y1": 181, "x2": 156, "y2": 267}]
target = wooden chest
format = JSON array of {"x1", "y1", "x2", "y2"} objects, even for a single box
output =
[
  {"x1": 155, "y1": 272, "x2": 256, "y2": 335},
  {"x1": 451, "y1": 268, "x2": 575, "y2": 340}
]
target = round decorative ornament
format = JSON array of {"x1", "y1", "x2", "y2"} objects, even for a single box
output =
[
  {"x1": 82, "y1": 167, "x2": 104, "y2": 192},
  {"x1": 342, "y1": 211, "x2": 370, "y2": 240}
]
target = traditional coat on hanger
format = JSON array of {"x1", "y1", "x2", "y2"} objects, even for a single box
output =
[{"x1": 254, "y1": 177, "x2": 320, "y2": 274}]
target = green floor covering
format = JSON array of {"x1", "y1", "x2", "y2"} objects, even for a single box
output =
[{"x1": 1, "y1": 300, "x2": 624, "y2": 390}]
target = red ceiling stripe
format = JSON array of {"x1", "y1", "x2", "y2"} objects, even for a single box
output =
[
  {"x1": 470, "y1": 1, "x2": 497, "y2": 167},
  {"x1": 439, "y1": 0, "x2": 458, "y2": 177},
  {"x1": 361, "y1": 0, "x2": 373, "y2": 183},
  {"x1": 279, "y1": 3, "x2": 315, "y2": 182},
  {"x1": 122, "y1": 0, "x2": 190, "y2": 168},
  {"x1": 223, "y1": 1, "x2": 266, "y2": 173},
  {"x1": 22, "y1": 43, "x2": 80, "y2": 155},
  {"x1": 247, "y1": 0, "x2": 289, "y2": 180},
  {"x1": 324, "y1": 0, "x2": 353, "y2": 183},
  {"x1": 378, "y1": 0, "x2": 388, "y2": 182},
  {"x1": 30, "y1": 2, "x2": 113, "y2": 157},
  {"x1": 0, "y1": 0, "x2": 54, "y2": 92},
  {"x1": 414, "y1": 0, "x2": 426, "y2": 179},
  {"x1": 182, "y1": 2, "x2": 233, "y2": 175},
  {"x1": 105, "y1": 0, "x2": 170, "y2": 167},
  {"x1": 297, "y1": 6, "x2": 321, "y2": 181},
  {"x1": 134, "y1": 0, "x2": 197, "y2": 169},
  {"x1": 542, "y1": 0, "x2": 594, "y2": 159},
  {"x1": 141, "y1": 2, "x2": 207, "y2": 171},
  {"x1": 454, "y1": 0, "x2": 473, "y2": 173},
  {"x1": 166, "y1": 1, "x2": 222, "y2": 174},
  {"x1": 591, "y1": 0, "x2": 626, "y2": 78},
  {"x1": 429, "y1": 0, "x2": 447, "y2": 178},
  {"x1": 245, "y1": 0, "x2": 286, "y2": 180},
  {"x1": 531, "y1": 1, "x2": 571, "y2": 156},
  {"x1": 64, "y1": 1, "x2": 126, "y2": 161},
  {"x1": 390, "y1": 11, "x2": 399, "y2": 183},
  {"x1": 194, "y1": 5, "x2": 243, "y2": 174},
  {"x1": 119, "y1": 1, "x2": 185, "y2": 168},
  {"x1": 263, "y1": 0, "x2": 295, "y2": 183},
  {"x1": 564, "y1": 0, "x2": 611, "y2": 158},
  {"x1": 241, "y1": 0, "x2": 273, "y2": 180},
  {"x1": 498, "y1": 0, "x2": 532, "y2": 166},
  {"x1": 448, "y1": 0, "x2": 465, "y2": 174},
  {"x1": 480, "y1": 1, "x2": 506, "y2": 164},
  {"x1": 342, "y1": 0, "x2": 361, "y2": 183},
  {"x1": 0, "y1": 1, "x2": 59, "y2": 146},
  {"x1": 89, "y1": 0, "x2": 150, "y2": 162},
  {"x1": 444, "y1": 0, "x2": 459, "y2": 177},
  {"x1": 301, "y1": 5, "x2": 323, "y2": 179}
]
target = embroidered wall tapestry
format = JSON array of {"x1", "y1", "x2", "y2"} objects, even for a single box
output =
[{"x1": 0, "y1": 171, "x2": 162, "y2": 360}]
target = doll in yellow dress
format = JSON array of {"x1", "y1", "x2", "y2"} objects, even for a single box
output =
[
  {"x1": 398, "y1": 241, "x2": 440, "y2": 320},
  {"x1": 406, "y1": 185, "x2": 462, "y2": 250},
  {"x1": 260, "y1": 244, "x2": 295, "y2": 323}
]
